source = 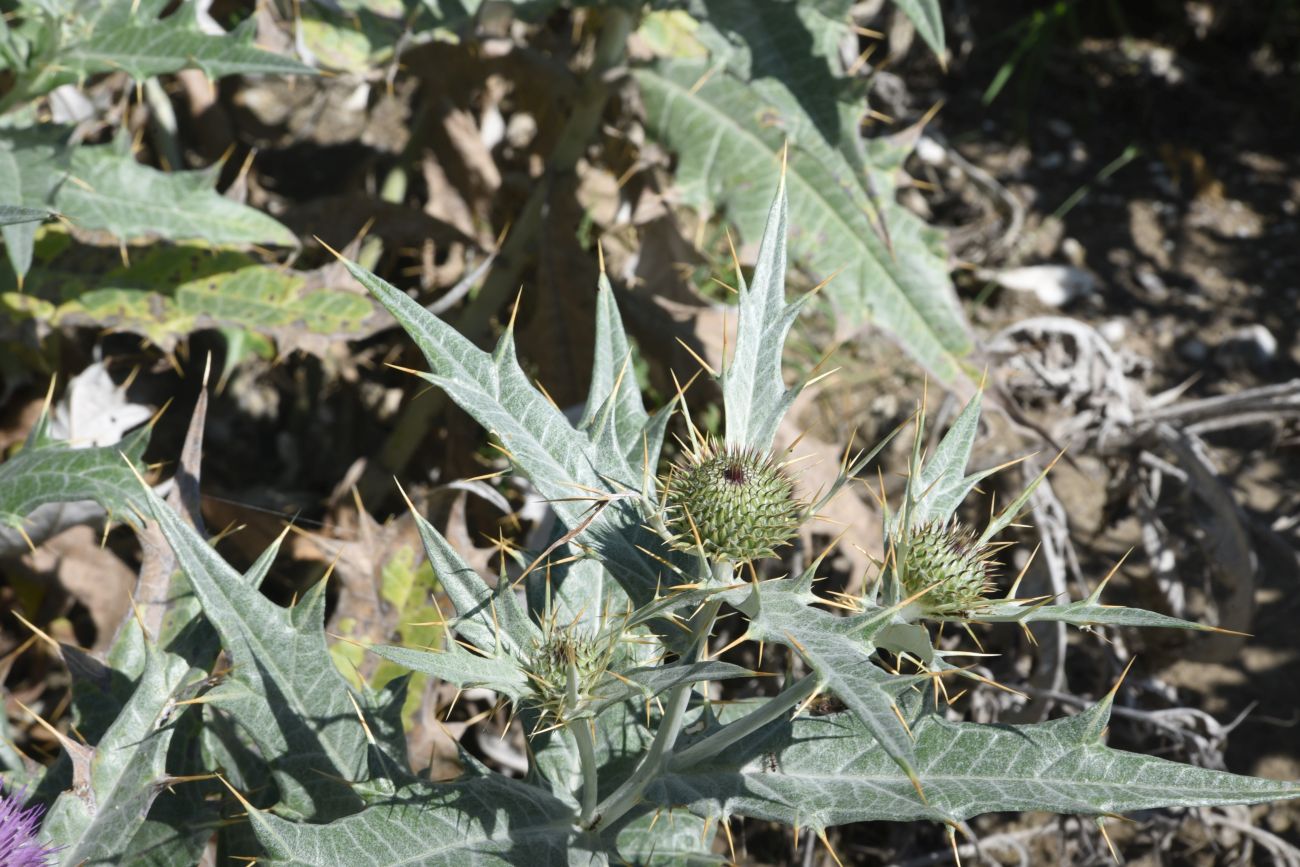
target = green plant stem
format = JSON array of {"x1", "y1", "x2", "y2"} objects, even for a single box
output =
[
  {"x1": 667, "y1": 672, "x2": 818, "y2": 771},
  {"x1": 569, "y1": 661, "x2": 600, "y2": 824},
  {"x1": 587, "y1": 562, "x2": 728, "y2": 831}
]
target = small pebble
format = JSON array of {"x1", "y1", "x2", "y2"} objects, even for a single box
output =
[
  {"x1": 915, "y1": 136, "x2": 947, "y2": 166},
  {"x1": 1218, "y1": 324, "x2": 1277, "y2": 367},
  {"x1": 993, "y1": 264, "x2": 1096, "y2": 307},
  {"x1": 1135, "y1": 266, "x2": 1169, "y2": 301},
  {"x1": 1061, "y1": 237, "x2": 1086, "y2": 267},
  {"x1": 1099, "y1": 319, "x2": 1127, "y2": 344},
  {"x1": 1180, "y1": 338, "x2": 1209, "y2": 362}
]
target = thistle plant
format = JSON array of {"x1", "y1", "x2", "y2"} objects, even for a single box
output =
[{"x1": 3, "y1": 174, "x2": 1297, "y2": 866}]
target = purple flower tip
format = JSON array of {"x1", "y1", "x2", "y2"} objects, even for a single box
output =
[{"x1": 0, "y1": 785, "x2": 60, "y2": 867}]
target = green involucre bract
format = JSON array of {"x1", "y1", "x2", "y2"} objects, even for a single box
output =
[{"x1": 663, "y1": 440, "x2": 801, "y2": 563}]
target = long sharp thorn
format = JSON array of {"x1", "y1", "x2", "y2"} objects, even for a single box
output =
[
  {"x1": 1089, "y1": 548, "x2": 1133, "y2": 602},
  {"x1": 1005, "y1": 543, "x2": 1041, "y2": 601},
  {"x1": 724, "y1": 227, "x2": 742, "y2": 287},
  {"x1": 506, "y1": 285, "x2": 524, "y2": 333},
  {"x1": 15, "y1": 523, "x2": 36, "y2": 555},
  {"x1": 444, "y1": 688, "x2": 463, "y2": 721},
  {"x1": 1105, "y1": 656, "x2": 1138, "y2": 703},
  {"x1": 1097, "y1": 817, "x2": 1119, "y2": 863},
  {"x1": 674, "y1": 337, "x2": 717, "y2": 377},
  {"x1": 817, "y1": 829, "x2": 845, "y2": 867},
  {"x1": 908, "y1": 771, "x2": 928, "y2": 805},
  {"x1": 709, "y1": 631, "x2": 750, "y2": 661},
  {"x1": 11, "y1": 611, "x2": 60, "y2": 653},
  {"x1": 890, "y1": 702, "x2": 914, "y2": 740},
  {"x1": 947, "y1": 824, "x2": 962, "y2": 867},
  {"x1": 345, "y1": 692, "x2": 377, "y2": 746}
]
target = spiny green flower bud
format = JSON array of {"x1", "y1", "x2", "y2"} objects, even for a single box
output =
[
  {"x1": 898, "y1": 522, "x2": 994, "y2": 614},
  {"x1": 663, "y1": 441, "x2": 802, "y2": 563},
  {"x1": 523, "y1": 631, "x2": 613, "y2": 729}
]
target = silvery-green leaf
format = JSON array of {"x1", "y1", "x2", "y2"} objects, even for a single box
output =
[
  {"x1": 0, "y1": 127, "x2": 68, "y2": 278},
  {"x1": 656, "y1": 695, "x2": 1300, "y2": 829},
  {"x1": 14, "y1": 0, "x2": 311, "y2": 101},
  {"x1": 965, "y1": 599, "x2": 1231, "y2": 632},
  {"x1": 0, "y1": 203, "x2": 48, "y2": 225},
  {"x1": 579, "y1": 271, "x2": 651, "y2": 470},
  {"x1": 58, "y1": 146, "x2": 297, "y2": 248},
  {"x1": 724, "y1": 578, "x2": 921, "y2": 785},
  {"x1": 900, "y1": 391, "x2": 986, "y2": 529},
  {"x1": 720, "y1": 173, "x2": 808, "y2": 452},
  {"x1": 242, "y1": 777, "x2": 579, "y2": 866},
  {"x1": 690, "y1": 0, "x2": 852, "y2": 143},
  {"x1": 355, "y1": 674, "x2": 416, "y2": 782},
  {"x1": 61, "y1": 5, "x2": 312, "y2": 82},
  {"x1": 613, "y1": 808, "x2": 723, "y2": 866},
  {"x1": 200, "y1": 706, "x2": 272, "y2": 805},
  {"x1": 44, "y1": 555, "x2": 221, "y2": 867},
  {"x1": 39, "y1": 376, "x2": 219, "y2": 865},
  {"x1": 121, "y1": 710, "x2": 216, "y2": 867},
  {"x1": 407, "y1": 504, "x2": 540, "y2": 657},
  {"x1": 874, "y1": 621, "x2": 934, "y2": 663},
  {"x1": 636, "y1": 59, "x2": 973, "y2": 387},
  {"x1": 0, "y1": 707, "x2": 34, "y2": 784},
  {"x1": 0, "y1": 416, "x2": 150, "y2": 537},
  {"x1": 891, "y1": 0, "x2": 945, "y2": 59},
  {"x1": 40, "y1": 629, "x2": 204, "y2": 866},
  {"x1": 122, "y1": 798, "x2": 214, "y2": 867},
  {"x1": 367, "y1": 642, "x2": 530, "y2": 701},
  {"x1": 675, "y1": 1, "x2": 853, "y2": 449},
  {"x1": 344, "y1": 256, "x2": 677, "y2": 604},
  {"x1": 143, "y1": 486, "x2": 367, "y2": 820}
]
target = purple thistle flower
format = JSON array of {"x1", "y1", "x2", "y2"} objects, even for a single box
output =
[{"x1": 0, "y1": 785, "x2": 60, "y2": 867}]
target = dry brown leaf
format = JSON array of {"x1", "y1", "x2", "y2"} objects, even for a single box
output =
[
  {"x1": 0, "y1": 395, "x2": 46, "y2": 456},
  {"x1": 303, "y1": 508, "x2": 424, "y2": 665},
  {"x1": 437, "y1": 98, "x2": 502, "y2": 196},
  {"x1": 139, "y1": 374, "x2": 208, "y2": 640},
  {"x1": 422, "y1": 153, "x2": 480, "y2": 245},
  {"x1": 778, "y1": 418, "x2": 882, "y2": 591},
  {"x1": 16, "y1": 525, "x2": 135, "y2": 654}
]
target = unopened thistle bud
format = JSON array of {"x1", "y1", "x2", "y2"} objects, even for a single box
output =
[
  {"x1": 523, "y1": 631, "x2": 614, "y2": 730},
  {"x1": 897, "y1": 522, "x2": 994, "y2": 614},
  {"x1": 663, "y1": 441, "x2": 802, "y2": 563}
]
